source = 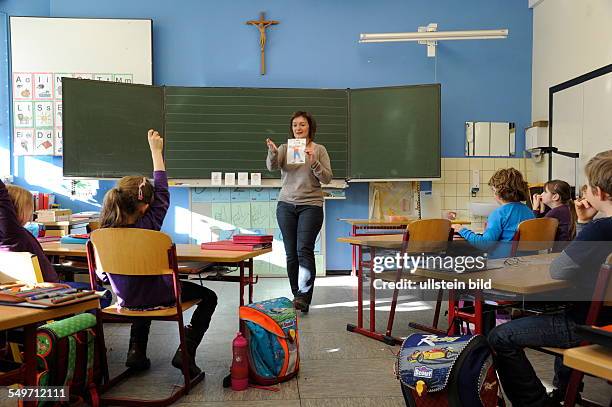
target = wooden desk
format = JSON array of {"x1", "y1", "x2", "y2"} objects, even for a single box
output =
[
  {"x1": 0, "y1": 299, "x2": 100, "y2": 406},
  {"x1": 337, "y1": 233, "x2": 564, "y2": 343},
  {"x1": 42, "y1": 242, "x2": 272, "y2": 305},
  {"x1": 563, "y1": 345, "x2": 612, "y2": 381}
]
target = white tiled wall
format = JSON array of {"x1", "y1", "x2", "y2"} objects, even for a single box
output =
[{"x1": 432, "y1": 157, "x2": 533, "y2": 231}]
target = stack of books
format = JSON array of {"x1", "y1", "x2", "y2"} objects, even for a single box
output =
[{"x1": 200, "y1": 234, "x2": 273, "y2": 251}]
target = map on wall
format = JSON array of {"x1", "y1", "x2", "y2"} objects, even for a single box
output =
[{"x1": 12, "y1": 72, "x2": 134, "y2": 156}]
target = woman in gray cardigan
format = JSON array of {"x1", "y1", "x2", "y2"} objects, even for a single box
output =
[{"x1": 266, "y1": 111, "x2": 332, "y2": 313}]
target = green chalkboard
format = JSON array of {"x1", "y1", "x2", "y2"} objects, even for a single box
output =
[
  {"x1": 164, "y1": 87, "x2": 348, "y2": 179},
  {"x1": 349, "y1": 84, "x2": 441, "y2": 179},
  {"x1": 63, "y1": 78, "x2": 163, "y2": 178},
  {"x1": 63, "y1": 80, "x2": 440, "y2": 180}
]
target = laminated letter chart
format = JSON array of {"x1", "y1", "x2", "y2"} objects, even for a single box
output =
[{"x1": 12, "y1": 72, "x2": 134, "y2": 156}]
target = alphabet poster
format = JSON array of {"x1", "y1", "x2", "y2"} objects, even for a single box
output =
[{"x1": 12, "y1": 72, "x2": 133, "y2": 156}]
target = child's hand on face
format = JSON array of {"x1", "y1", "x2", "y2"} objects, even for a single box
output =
[
  {"x1": 532, "y1": 193, "x2": 542, "y2": 211},
  {"x1": 148, "y1": 129, "x2": 163, "y2": 153},
  {"x1": 575, "y1": 198, "x2": 598, "y2": 223}
]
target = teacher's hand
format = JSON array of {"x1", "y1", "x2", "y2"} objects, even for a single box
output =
[
  {"x1": 305, "y1": 146, "x2": 314, "y2": 162},
  {"x1": 266, "y1": 138, "x2": 278, "y2": 153}
]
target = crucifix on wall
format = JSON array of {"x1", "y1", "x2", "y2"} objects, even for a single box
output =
[{"x1": 246, "y1": 12, "x2": 279, "y2": 75}]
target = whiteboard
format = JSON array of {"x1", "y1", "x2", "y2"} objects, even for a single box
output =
[
  {"x1": 10, "y1": 17, "x2": 152, "y2": 84},
  {"x1": 551, "y1": 67, "x2": 612, "y2": 188}
]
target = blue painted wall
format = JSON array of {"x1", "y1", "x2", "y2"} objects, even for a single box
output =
[{"x1": 1, "y1": 0, "x2": 532, "y2": 270}]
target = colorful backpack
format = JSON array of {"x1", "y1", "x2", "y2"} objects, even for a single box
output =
[
  {"x1": 239, "y1": 297, "x2": 299, "y2": 385},
  {"x1": 397, "y1": 333, "x2": 501, "y2": 407},
  {"x1": 35, "y1": 313, "x2": 101, "y2": 406}
]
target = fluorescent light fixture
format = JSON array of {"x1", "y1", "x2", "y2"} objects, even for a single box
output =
[
  {"x1": 359, "y1": 29, "x2": 508, "y2": 43},
  {"x1": 359, "y1": 23, "x2": 508, "y2": 57}
]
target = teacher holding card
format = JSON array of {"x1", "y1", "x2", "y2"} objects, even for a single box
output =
[{"x1": 266, "y1": 111, "x2": 332, "y2": 313}]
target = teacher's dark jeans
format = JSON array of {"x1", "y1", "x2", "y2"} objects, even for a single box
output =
[
  {"x1": 276, "y1": 201, "x2": 324, "y2": 304},
  {"x1": 487, "y1": 313, "x2": 581, "y2": 407}
]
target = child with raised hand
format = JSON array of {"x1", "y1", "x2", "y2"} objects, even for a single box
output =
[
  {"x1": 456, "y1": 168, "x2": 534, "y2": 257},
  {"x1": 99, "y1": 129, "x2": 217, "y2": 377},
  {"x1": 532, "y1": 179, "x2": 577, "y2": 241}
]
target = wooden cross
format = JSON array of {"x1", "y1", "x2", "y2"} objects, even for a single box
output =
[{"x1": 246, "y1": 12, "x2": 279, "y2": 75}]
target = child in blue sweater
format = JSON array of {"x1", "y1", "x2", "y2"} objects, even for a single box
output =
[{"x1": 457, "y1": 168, "x2": 534, "y2": 258}]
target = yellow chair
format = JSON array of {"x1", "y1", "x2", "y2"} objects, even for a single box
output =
[
  {"x1": 383, "y1": 219, "x2": 452, "y2": 342},
  {"x1": 86, "y1": 228, "x2": 203, "y2": 406},
  {"x1": 511, "y1": 217, "x2": 559, "y2": 255},
  {"x1": 0, "y1": 251, "x2": 44, "y2": 284}
]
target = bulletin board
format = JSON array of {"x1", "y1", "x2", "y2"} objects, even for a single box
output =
[{"x1": 9, "y1": 16, "x2": 152, "y2": 157}]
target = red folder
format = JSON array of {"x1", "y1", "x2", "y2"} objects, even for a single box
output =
[{"x1": 200, "y1": 240, "x2": 271, "y2": 251}]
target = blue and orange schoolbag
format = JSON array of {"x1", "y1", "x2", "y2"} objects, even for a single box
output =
[{"x1": 239, "y1": 297, "x2": 299, "y2": 385}]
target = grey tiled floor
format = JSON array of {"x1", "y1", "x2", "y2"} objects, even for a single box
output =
[{"x1": 1, "y1": 276, "x2": 611, "y2": 406}]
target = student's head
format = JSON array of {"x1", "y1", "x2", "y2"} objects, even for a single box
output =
[
  {"x1": 289, "y1": 111, "x2": 316, "y2": 141},
  {"x1": 488, "y1": 168, "x2": 529, "y2": 204},
  {"x1": 583, "y1": 150, "x2": 612, "y2": 212},
  {"x1": 6, "y1": 185, "x2": 34, "y2": 226},
  {"x1": 100, "y1": 176, "x2": 154, "y2": 228},
  {"x1": 542, "y1": 180, "x2": 572, "y2": 206}
]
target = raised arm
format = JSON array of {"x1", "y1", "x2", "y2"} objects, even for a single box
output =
[{"x1": 136, "y1": 130, "x2": 169, "y2": 231}]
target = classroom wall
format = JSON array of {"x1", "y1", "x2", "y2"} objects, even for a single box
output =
[
  {"x1": 1, "y1": 0, "x2": 533, "y2": 270},
  {"x1": 531, "y1": 0, "x2": 612, "y2": 121}
]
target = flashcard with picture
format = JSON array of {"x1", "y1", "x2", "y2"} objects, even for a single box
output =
[
  {"x1": 13, "y1": 102, "x2": 33, "y2": 127},
  {"x1": 113, "y1": 74, "x2": 134, "y2": 84},
  {"x1": 72, "y1": 73, "x2": 93, "y2": 80},
  {"x1": 54, "y1": 102, "x2": 63, "y2": 126},
  {"x1": 14, "y1": 129, "x2": 34, "y2": 155},
  {"x1": 53, "y1": 73, "x2": 71, "y2": 99},
  {"x1": 93, "y1": 73, "x2": 112, "y2": 82},
  {"x1": 34, "y1": 129, "x2": 54, "y2": 155},
  {"x1": 33, "y1": 73, "x2": 53, "y2": 99},
  {"x1": 34, "y1": 102, "x2": 54, "y2": 128},
  {"x1": 54, "y1": 128, "x2": 63, "y2": 156},
  {"x1": 13, "y1": 73, "x2": 33, "y2": 100},
  {"x1": 287, "y1": 138, "x2": 306, "y2": 164}
]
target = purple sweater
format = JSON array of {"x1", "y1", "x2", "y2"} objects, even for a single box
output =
[
  {"x1": 102, "y1": 171, "x2": 176, "y2": 309},
  {"x1": 533, "y1": 204, "x2": 572, "y2": 241},
  {"x1": 0, "y1": 180, "x2": 59, "y2": 282}
]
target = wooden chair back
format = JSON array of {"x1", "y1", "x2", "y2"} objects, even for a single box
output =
[
  {"x1": 89, "y1": 228, "x2": 175, "y2": 276},
  {"x1": 512, "y1": 217, "x2": 559, "y2": 254},
  {"x1": 0, "y1": 251, "x2": 44, "y2": 283},
  {"x1": 404, "y1": 219, "x2": 452, "y2": 254}
]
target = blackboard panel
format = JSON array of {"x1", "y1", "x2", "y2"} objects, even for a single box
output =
[
  {"x1": 164, "y1": 87, "x2": 348, "y2": 179},
  {"x1": 63, "y1": 78, "x2": 163, "y2": 178},
  {"x1": 349, "y1": 84, "x2": 441, "y2": 179}
]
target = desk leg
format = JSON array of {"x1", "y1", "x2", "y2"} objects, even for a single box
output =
[
  {"x1": 448, "y1": 290, "x2": 458, "y2": 335},
  {"x1": 239, "y1": 261, "x2": 245, "y2": 307},
  {"x1": 23, "y1": 324, "x2": 36, "y2": 407},
  {"x1": 248, "y1": 258, "x2": 254, "y2": 304},
  {"x1": 369, "y1": 247, "x2": 376, "y2": 333},
  {"x1": 351, "y1": 225, "x2": 357, "y2": 276},
  {"x1": 408, "y1": 288, "x2": 446, "y2": 335}
]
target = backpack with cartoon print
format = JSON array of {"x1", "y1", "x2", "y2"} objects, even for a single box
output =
[
  {"x1": 397, "y1": 333, "x2": 501, "y2": 407},
  {"x1": 239, "y1": 297, "x2": 299, "y2": 385}
]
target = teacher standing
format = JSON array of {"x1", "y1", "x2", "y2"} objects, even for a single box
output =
[{"x1": 266, "y1": 111, "x2": 332, "y2": 313}]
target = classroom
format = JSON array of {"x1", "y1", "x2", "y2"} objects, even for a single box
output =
[{"x1": 1, "y1": 0, "x2": 611, "y2": 406}]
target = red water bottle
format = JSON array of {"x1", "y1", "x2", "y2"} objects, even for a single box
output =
[{"x1": 231, "y1": 332, "x2": 249, "y2": 391}]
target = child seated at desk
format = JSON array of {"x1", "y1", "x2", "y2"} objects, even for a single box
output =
[
  {"x1": 98, "y1": 129, "x2": 217, "y2": 377},
  {"x1": 455, "y1": 168, "x2": 534, "y2": 258},
  {"x1": 488, "y1": 150, "x2": 612, "y2": 407},
  {"x1": 532, "y1": 179, "x2": 576, "y2": 243},
  {"x1": 0, "y1": 178, "x2": 111, "y2": 307}
]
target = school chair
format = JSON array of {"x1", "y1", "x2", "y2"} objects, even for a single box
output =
[
  {"x1": 0, "y1": 251, "x2": 44, "y2": 284},
  {"x1": 86, "y1": 228, "x2": 204, "y2": 407},
  {"x1": 383, "y1": 218, "x2": 453, "y2": 341},
  {"x1": 0, "y1": 251, "x2": 45, "y2": 364},
  {"x1": 511, "y1": 217, "x2": 559, "y2": 255}
]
